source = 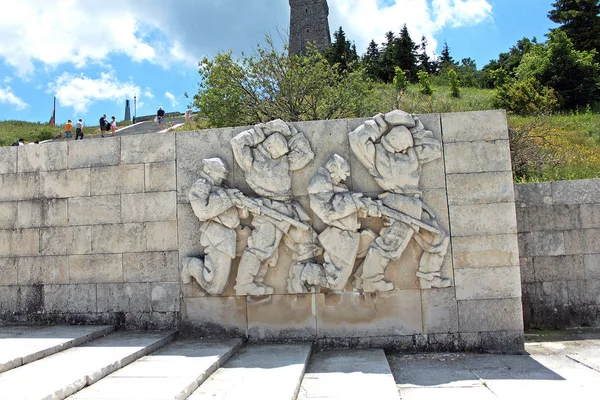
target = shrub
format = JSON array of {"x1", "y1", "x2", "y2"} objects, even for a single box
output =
[
  {"x1": 393, "y1": 67, "x2": 408, "y2": 93},
  {"x1": 494, "y1": 78, "x2": 558, "y2": 115},
  {"x1": 417, "y1": 71, "x2": 434, "y2": 96},
  {"x1": 448, "y1": 69, "x2": 460, "y2": 98}
]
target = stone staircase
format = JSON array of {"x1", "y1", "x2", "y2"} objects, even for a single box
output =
[{"x1": 0, "y1": 325, "x2": 400, "y2": 400}]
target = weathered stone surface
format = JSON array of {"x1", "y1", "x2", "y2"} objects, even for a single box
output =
[
  {"x1": 68, "y1": 195, "x2": 121, "y2": 226},
  {"x1": 40, "y1": 226, "x2": 91, "y2": 255},
  {"x1": 17, "y1": 256, "x2": 68, "y2": 285},
  {"x1": 0, "y1": 258, "x2": 18, "y2": 285},
  {"x1": 145, "y1": 161, "x2": 176, "y2": 192},
  {"x1": 17, "y1": 199, "x2": 67, "y2": 228},
  {"x1": 455, "y1": 266, "x2": 521, "y2": 300},
  {"x1": 446, "y1": 171, "x2": 514, "y2": 205},
  {"x1": 68, "y1": 137, "x2": 120, "y2": 168},
  {"x1": 122, "y1": 131, "x2": 175, "y2": 164},
  {"x1": 458, "y1": 298, "x2": 524, "y2": 332},
  {"x1": 18, "y1": 141, "x2": 67, "y2": 172},
  {"x1": 417, "y1": 114, "x2": 446, "y2": 191},
  {"x1": 580, "y1": 204, "x2": 600, "y2": 229},
  {"x1": 520, "y1": 257, "x2": 535, "y2": 283},
  {"x1": 0, "y1": 203, "x2": 18, "y2": 230},
  {"x1": 97, "y1": 283, "x2": 152, "y2": 312},
  {"x1": 176, "y1": 128, "x2": 236, "y2": 203},
  {"x1": 123, "y1": 251, "x2": 179, "y2": 282},
  {"x1": 518, "y1": 231, "x2": 566, "y2": 257},
  {"x1": 453, "y1": 234, "x2": 520, "y2": 269},
  {"x1": 0, "y1": 229, "x2": 39, "y2": 257},
  {"x1": 177, "y1": 203, "x2": 203, "y2": 261},
  {"x1": 525, "y1": 205, "x2": 580, "y2": 232},
  {"x1": 69, "y1": 254, "x2": 123, "y2": 283},
  {"x1": 421, "y1": 288, "x2": 459, "y2": 334},
  {"x1": 90, "y1": 165, "x2": 144, "y2": 195},
  {"x1": 514, "y1": 182, "x2": 553, "y2": 207},
  {"x1": 121, "y1": 192, "x2": 176, "y2": 223},
  {"x1": 450, "y1": 203, "x2": 517, "y2": 237},
  {"x1": 316, "y1": 290, "x2": 423, "y2": 337},
  {"x1": 91, "y1": 223, "x2": 146, "y2": 254},
  {"x1": 586, "y1": 280, "x2": 600, "y2": 304},
  {"x1": 441, "y1": 110, "x2": 508, "y2": 143},
  {"x1": 552, "y1": 179, "x2": 600, "y2": 205},
  {"x1": 247, "y1": 294, "x2": 317, "y2": 340},
  {"x1": 582, "y1": 229, "x2": 600, "y2": 254},
  {"x1": 0, "y1": 147, "x2": 17, "y2": 174},
  {"x1": 584, "y1": 254, "x2": 600, "y2": 280},
  {"x1": 0, "y1": 173, "x2": 39, "y2": 201},
  {"x1": 44, "y1": 284, "x2": 97, "y2": 313},
  {"x1": 421, "y1": 188, "x2": 450, "y2": 232},
  {"x1": 40, "y1": 168, "x2": 90, "y2": 199},
  {"x1": 181, "y1": 296, "x2": 247, "y2": 337},
  {"x1": 444, "y1": 140, "x2": 512, "y2": 174},
  {"x1": 0, "y1": 286, "x2": 17, "y2": 313},
  {"x1": 533, "y1": 255, "x2": 585, "y2": 282},
  {"x1": 151, "y1": 282, "x2": 180, "y2": 312},
  {"x1": 145, "y1": 221, "x2": 178, "y2": 251}
]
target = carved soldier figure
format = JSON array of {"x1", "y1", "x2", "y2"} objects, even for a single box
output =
[
  {"x1": 231, "y1": 119, "x2": 318, "y2": 295},
  {"x1": 181, "y1": 158, "x2": 249, "y2": 295},
  {"x1": 349, "y1": 110, "x2": 451, "y2": 292}
]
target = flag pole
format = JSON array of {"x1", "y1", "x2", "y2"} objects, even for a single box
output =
[{"x1": 53, "y1": 96, "x2": 56, "y2": 125}]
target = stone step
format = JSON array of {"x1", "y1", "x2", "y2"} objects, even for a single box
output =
[
  {"x1": 297, "y1": 349, "x2": 399, "y2": 400},
  {"x1": 0, "y1": 325, "x2": 114, "y2": 374},
  {"x1": 188, "y1": 344, "x2": 312, "y2": 400},
  {"x1": 0, "y1": 330, "x2": 175, "y2": 400},
  {"x1": 67, "y1": 338, "x2": 243, "y2": 400}
]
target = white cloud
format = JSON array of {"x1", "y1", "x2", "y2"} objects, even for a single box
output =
[
  {"x1": 144, "y1": 87, "x2": 154, "y2": 99},
  {"x1": 165, "y1": 92, "x2": 179, "y2": 108},
  {"x1": 48, "y1": 71, "x2": 140, "y2": 114},
  {"x1": 3, "y1": 76, "x2": 12, "y2": 84},
  {"x1": 0, "y1": 86, "x2": 28, "y2": 110}
]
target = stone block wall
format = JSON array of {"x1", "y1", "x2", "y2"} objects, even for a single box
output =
[{"x1": 516, "y1": 179, "x2": 600, "y2": 328}]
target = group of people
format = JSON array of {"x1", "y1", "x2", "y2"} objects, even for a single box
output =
[
  {"x1": 54, "y1": 119, "x2": 84, "y2": 140},
  {"x1": 99, "y1": 114, "x2": 117, "y2": 137},
  {"x1": 11, "y1": 138, "x2": 39, "y2": 146}
]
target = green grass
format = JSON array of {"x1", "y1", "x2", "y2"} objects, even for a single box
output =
[{"x1": 0, "y1": 121, "x2": 62, "y2": 146}]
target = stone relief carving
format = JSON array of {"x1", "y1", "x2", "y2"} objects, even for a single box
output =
[{"x1": 183, "y1": 110, "x2": 452, "y2": 297}]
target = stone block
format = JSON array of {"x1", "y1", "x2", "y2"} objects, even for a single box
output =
[
  {"x1": 441, "y1": 110, "x2": 508, "y2": 143},
  {"x1": 91, "y1": 223, "x2": 146, "y2": 254},
  {"x1": 176, "y1": 128, "x2": 235, "y2": 203},
  {"x1": 421, "y1": 188, "x2": 450, "y2": 232},
  {"x1": 563, "y1": 230, "x2": 584, "y2": 255},
  {"x1": 541, "y1": 280, "x2": 569, "y2": 305},
  {"x1": 584, "y1": 254, "x2": 600, "y2": 280},
  {"x1": 17, "y1": 199, "x2": 68, "y2": 228},
  {"x1": 421, "y1": 288, "x2": 459, "y2": 334},
  {"x1": 586, "y1": 280, "x2": 600, "y2": 304},
  {"x1": 68, "y1": 195, "x2": 121, "y2": 225},
  {"x1": 316, "y1": 290, "x2": 423, "y2": 338},
  {"x1": 17, "y1": 256, "x2": 68, "y2": 284},
  {"x1": 97, "y1": 283, "x2": 152, "y2": 312},
  {"x1": 582, "y1": 229, "x2": 600, "y2": 254},
  {"x1": 151, "y1": 282, "x2": 180, "y2": 312},
  {"x1": 69, "y1": 254, "x2": 123, "y2": 283},
  {"x1": 181, "y1": 296, "x2": 247, "y2": 337},
  {"x1": 15, "y1": 285, "x2": 44, "y2": 313},
  {"x1": 44, "y1": 284, "x2": 97, "y2": 313},
  {"x1": 18, "y1": 141, "x2": 67, "y2": 172},
  {"x1": 0, "y1": 229, "x2": 39, "y2": 257},
  {"x1": 533, "y1": 255, "x2": 585, "y2": 282},
  {"x1": 40, "y1": 226, "x2": 91, "y2": 255},
  {"x1": 90, "y1": 164, "x2": 144, "y2": 195},
  {"x1": 0, "y1": 286, "x2": 17, "y2": 313},
  {"x1": 527, "y1": 205, "x2": 580, "y2": 232},
  {"x1": 552, "y1": 179, "x2": 600, "y2": 205},
  {"x1": 532, "y1": 231, "x2": 566, "y2": 256},
  {"x1": 520, "y1": 257, "x2": 535, "y2": 283},
  {"x1": 444, "y1": 140, "x2": 512, "y2": 174},
  {"x1": 121, "y1": 192, "x2": 176, "y2": 223},
  {"x1": 69, "y1": 137, "x2": 120, "y2": 168},
  {"x1": 0, "y1": 258, "x2": 18, "y2": 285},
  {"x1": 122, "y1": 251, "x2": 179, "y2": 282},
  {"x1": 0, "y1": 173, "x2": 40, "y2": 201},
  {"x1": 567, "y1": 280, "x2": 587, "y2": 305},
  {"x1": 145, "y1": 161, "x2": 176, "y2": 192},
  {"x1": 449, "y1": 203, "x2": 517, "y2": 237},
  {"x1": 0, "y1": 147, "x2": 17, "y2": 174},
  {"x1": 40, "y1": 168, "x2": 90, "y2": 198},
  {"x1": 514, "y1": 182, "x2": 553, "y2": 207},
  {"x1": 418, "y1": 114, "x2": 446, "y2": 191},
  {"x1": 177, "y1": 203, "x2": 203, "y2": 261},
  {"x1": 580, "y1": 203, "x2": 600, "y2": 229},
  {"x1": 0, "y1": 202, "x2": 18, "y2": 229},
  {"x1": 458, "y1": 298, "x2": 524, "y2": 333},
  {"x1": 145, "y1": 220, "x2": 178, "y2": 251},
  {"x1": 247, "y1": 294, "x2": 317, "y2": 340},
  {"x1": 455, "y1": 266, "x2": 521, "y2": 300},
  {"x1": 446, "y1": 171, "x2": 515, "y2": 205},
  {"x1": 121, "y1": 131, "x2": 175, "y2": 164},
  {"x1": 452, "y1": 234, "x2": 520, "y2": 269}
]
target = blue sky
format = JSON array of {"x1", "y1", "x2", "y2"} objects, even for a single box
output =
[{"x1": 0, "y1": 0, "x2": 559, "y2": 124}]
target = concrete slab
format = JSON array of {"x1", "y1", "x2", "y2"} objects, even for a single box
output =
[
  {"x1": 297, "y1": 349, "x2": 399, "y2": 400},
  {"x1": 0, "y1": 330, "x2": 175, "y2": 400},
  {"x1": 69, "y1": 338, "x2": 243, "y2": 400},
  {"x1": 188, "y1": 344, "x2": 312, "y2": 400},
  {"x1": 0, "y1": 325, "x2": 114, "y2": 373}
]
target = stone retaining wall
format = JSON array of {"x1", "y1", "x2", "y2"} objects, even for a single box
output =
[{"x1": 516, "y1": 180, "x2": 600, "y2": 328}]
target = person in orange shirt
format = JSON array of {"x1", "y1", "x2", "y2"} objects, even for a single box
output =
[{"x1": 64, "y1": 119, "x2": 73, "y2": 139}]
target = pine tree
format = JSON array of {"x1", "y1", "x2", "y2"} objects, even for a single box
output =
[
  {"x1": 379, "y1": 31, "x2": 397, "y2": 83},
  {"x1": 363, "y1": 40, "x2": 381, "y2": 81},
  {"x1": 439, "y1": 41, "x2": 456, "y2": 69},
  {"x1": 393, "y1": 25, "x2": 419, "y2": 81},
  {"x1": 548, "y1": 0, "x2": 600, "y2": 53},
  {"x1": 326, "y1": 27, "x2": 358, "y2": 73},
  {"x1": 417, "y1": 36, "x2": 432, "y2": 73}
]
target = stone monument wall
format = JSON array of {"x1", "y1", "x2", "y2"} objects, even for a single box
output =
[
  {"x1": 0, "y1": 110, "x2": 525, "y2": 351},
  {"x1": 516, "y1": 180, "x2": 600, "y2": 328}
]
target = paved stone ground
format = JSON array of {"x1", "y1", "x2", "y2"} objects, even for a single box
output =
[{"x1": 389, "y1": 329, "x2": 600, "y2": 400}]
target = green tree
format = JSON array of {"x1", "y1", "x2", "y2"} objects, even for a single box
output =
[
  {"x1": 439, "y1": 41, "x2": 457, "y2": 70},
  {"x1": 494, "y1": 77, "x2": 558, "y2": 115},
  {"x1": 418, "y1": 71, "x2": 434, "y2": 95},
  {"x1": 417, "y1": 36, "x2": 434, "y2": 74},
  {"x1": 548, "y1": 0, "x2": 600, "y2": 53},
  {"x1": 481, "y1": 37, "x2": 538, "y2": 87},
  {"x1": 379, "y1": 31, "x2": 397, "y2": 83},
  {"x1": 393, "y1": 24, "x2": 419, "y2": 81},
  {"x1": 393, "y1": 67, "x2": 408, "y2": 92},
  {"x1": 456, "y1": 58, "x2": 479, "y2": 87},
  {"x1": 448, "y1": 69, "x2": 461, "y2": 98},
  {"x1": 326, "y1": 27, "x2": 358, "y2": 73}
]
